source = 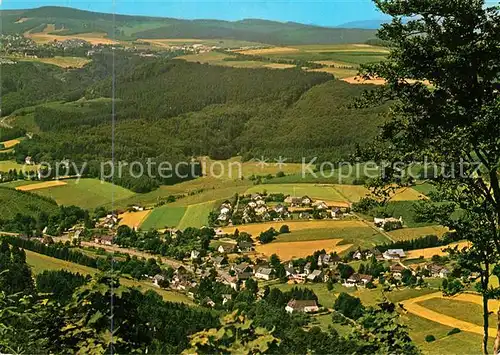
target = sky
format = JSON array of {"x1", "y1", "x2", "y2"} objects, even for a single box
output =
[{"x1": 0, "y1": 0, "x2": 388, "y2": 27}]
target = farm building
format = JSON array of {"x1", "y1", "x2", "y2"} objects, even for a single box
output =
[
  {"x1": 344, "y1": 273, "x2": 373, "y2": 288},
  {"x1": 383, "y1": 249, "x2": 406, "y2": 260},
  {"x1": 255, "y1": 267, "x2": 274, "y2": 280},
  {"x1": 285, "y1": 299, "x2": 319, "y2": 314},
  {"x1": 426, "y1": 264, "x2": 450, "y2": 278},
  {"x1": 94, "y1": 234, "x2": 114, "y2": 245}
]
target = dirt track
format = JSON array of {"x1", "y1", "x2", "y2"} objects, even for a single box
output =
[{"x1": 401, "y1": 292, "x2": 499, "y2": 337}]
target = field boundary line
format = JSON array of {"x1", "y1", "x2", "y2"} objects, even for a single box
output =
[{"x1": 402, "y1": 292, "x2": 498, "y2": 337}]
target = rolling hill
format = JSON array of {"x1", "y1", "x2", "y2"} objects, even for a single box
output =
[{"x1": 1, "y1": 6, "x2": 378, "y2": 45}]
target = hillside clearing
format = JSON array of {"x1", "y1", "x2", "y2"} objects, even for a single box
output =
[
  {"x1": 29, "y1": 178, "x2": 135, "y2": 209},
  {"x1": 16, "y1": 180, "x2": 67, "y2": 191}
]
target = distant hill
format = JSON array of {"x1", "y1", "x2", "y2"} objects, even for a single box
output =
[{"x1": 1, "y1": 6, "x2": 378, "y2": 45}]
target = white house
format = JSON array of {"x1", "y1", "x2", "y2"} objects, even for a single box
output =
[
  {"x1": 255, "y1": 267, "x2": 274, "y2": 280},
  {"x1": 383, "y1": 249, "x2": 406, "y2": 260},
  {"x1": 285, "y1": 299, "x2": 319, "y2": 314}
]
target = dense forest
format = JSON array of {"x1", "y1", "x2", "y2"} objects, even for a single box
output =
[
  {"x1": 1, "y1": 6, "x2": 377, "y2": 44},
  {"x1": 6, "y1": 52, "x2": 385, "y2": 181}
]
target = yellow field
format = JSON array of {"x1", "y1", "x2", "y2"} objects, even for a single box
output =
[
  {"x1": 119, "y1": 210, "x2": 152, "y2": 229},
  {"x1": 1, "y1": 139, "x2": 20, "y2": 149},
  {"x1": 237, "y1": 47, "x2": 300, "y2": 55},
  {"x1": 406, "y1": 241, "x2": 470, "y2": 259},
  {"x1": 16, "y1": 180, "x2": 67, "y2": 191},
  {"x1": 341, "y1": 76, "x2": 387, "y2": 85},
  {"x1": 221, "y1": 220, "x2": 366, "y2": 236},
  {"x1": 388, "y1": 226, "x2": 449, "y2": 241},
  {"x1": 264, "y1": 63, "x2": 296, "y2": 69},
  {"x1": 256, "y1": 238, "x2": 351, "y2": 259},
  {"x1": 19, "y1": 56, "x2": 91, "y2": 68},
  {"x1": 402, "y1": 292, "x2": 500, "y2": 337}
]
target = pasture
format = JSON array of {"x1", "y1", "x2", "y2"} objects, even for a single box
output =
[
  {"x1": 419, "y1": 298, "x2": 497, "y2": 328},
  {"x1": 16, "y1": 180, "x2": 67, "y2": 191},
  {"x1": 119, "y1": 210, "x2": 152, "y2": 229},
  {"x1": 28, "y1": 178, "x2": 135, "y2": 209},
  {"x1": 256, "y1": 238, "x2": 352, "y2": 260},
  {"x1": 24, "y1": 249, "x2": 192, "y2": 304},
  {"x1": 139, "y1": 206, "x2": 186, "y2": 230},
  {"x1": 177, "y1": 201, "x2": 217, "y2": 229}
]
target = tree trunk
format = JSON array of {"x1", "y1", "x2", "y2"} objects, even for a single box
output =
[
  {"x1": 494, "y1": 307, "x2": 500, "y2": 355},
  {"x1": 483, "y1": 291, "x2": 489, "y2": 354}
]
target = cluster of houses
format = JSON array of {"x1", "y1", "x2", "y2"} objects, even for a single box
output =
[
  {"x1": 225, "y1": 193, "x2": 350, "y2": 225},
  {"x1": 241, "y1": 194, "x2": 291, "y2": 223}
]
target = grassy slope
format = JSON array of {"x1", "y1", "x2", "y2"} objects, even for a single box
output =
[
  {"x1": 0, "y1": 187, "x2": 58, "y2": 219},
  {"x1": 26, "y1": 178, "x2": 135, "y2": 209},
  {"x1": 140, "y1": 205, "x2": 187, "y2": 230},
  {"x1": 25, "y1": 249, "x2": 192, "y2": 304},
  {"x1": 177, "y1": 200, "x2": 217, "y2": 229}
]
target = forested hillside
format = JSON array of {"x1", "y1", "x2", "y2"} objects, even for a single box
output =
[
  {"x1": 1, "y1": 6, "x2": 377, "y2": 45},
  {"x1": 3, "y1": 48, "x2": 386, "y2": 191}
]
